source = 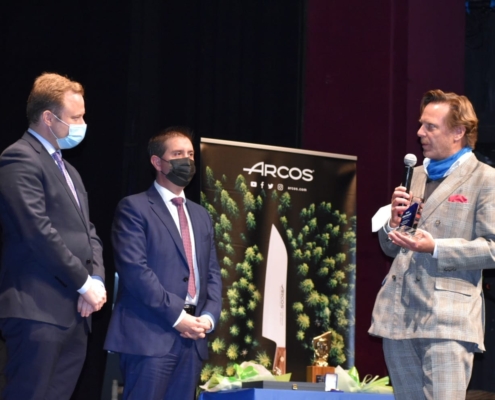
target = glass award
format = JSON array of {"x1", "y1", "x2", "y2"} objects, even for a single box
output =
[{"x1": 397, "y1": 197, "x2": 423, "y2": 236}]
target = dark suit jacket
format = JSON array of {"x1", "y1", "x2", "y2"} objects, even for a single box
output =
[
  {"x1": 0, "y1": 132, "x2": 104, "y2": 328},
  {"x1": 104, "y1": 184, "x2": 222, "y2": 360}
]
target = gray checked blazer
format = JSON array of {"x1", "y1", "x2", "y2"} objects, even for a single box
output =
[{"x1": 369, "y1": 153, "x2": 495, "y2": 351}]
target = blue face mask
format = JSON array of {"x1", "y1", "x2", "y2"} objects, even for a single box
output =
[{"x1": 49, "y1": 113, "x2": 87, "y2": 149}]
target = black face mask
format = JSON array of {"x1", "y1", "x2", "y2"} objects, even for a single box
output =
[{"x1": 160, "y1": 157, "x2": 196, "y2": 187}]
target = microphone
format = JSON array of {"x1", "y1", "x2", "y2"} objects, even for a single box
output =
[
  {"x1": 398, "y1": 153, "x2": 418, "y2": 230},
  {"x1": 402, "y1": 153, "x2": 417, "y2": 194}
]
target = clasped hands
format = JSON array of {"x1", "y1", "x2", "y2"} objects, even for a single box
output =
[
  {"x1": 78, "y1": 278, "x2": 107, "y2": 317},
  {"x1": 176, "y1": 314, "x2": 212, "y2": 340},
  {"x1": 388, "y1": 186, "x2": 435, "y2": 254}
]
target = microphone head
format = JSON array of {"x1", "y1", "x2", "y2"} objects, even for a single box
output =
[{"x1": 404, "y1": 153, "x2": 417, "y2": 167}]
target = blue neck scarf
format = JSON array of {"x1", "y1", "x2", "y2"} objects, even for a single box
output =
[{"x1": 426, "y1": 147, "x2": 472, "y2": 180}]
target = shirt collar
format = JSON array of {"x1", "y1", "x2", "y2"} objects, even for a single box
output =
[
  {"x1": 153, "y1": 181, "x2": 186, "y2": 204},
  {"x1": 27, "y1": 128, "x2": 57, "y2": 156}
]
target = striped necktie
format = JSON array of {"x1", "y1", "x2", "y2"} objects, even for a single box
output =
[{"x1": 52, "y1": 151, "x2": 80, "y2": 207}]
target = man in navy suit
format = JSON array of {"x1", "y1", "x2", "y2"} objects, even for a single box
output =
[
  {"x1": 0, "y1": 72, "x2": 107, "y2": 399},
  {"x1": 104, "y1": 126, "x2": 222, "y2": 400}
]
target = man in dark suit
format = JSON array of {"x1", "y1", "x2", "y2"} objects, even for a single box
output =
[
  {"x1": 0, "y1": 72, "x2": 107, "y2": 400},
  {"x1": 104, "y1": 126, "x2": 222, "y2": 400}
]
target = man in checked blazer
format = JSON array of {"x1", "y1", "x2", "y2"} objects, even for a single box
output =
[{"x1": 369, "y1": 89, "x2": 495, "y2": 399}]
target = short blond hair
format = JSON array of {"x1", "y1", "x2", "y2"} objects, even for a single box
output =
[{"x1": 26, "y1": 73, "x2": 84, "y2": 124}]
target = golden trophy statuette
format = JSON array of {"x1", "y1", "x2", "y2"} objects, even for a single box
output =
[
  {"x1": 306, "y1": 331, "x2": 335, "y2": 383},
  {"x1": 312, "y1": 331, "x2": 331, "y2": 367}
]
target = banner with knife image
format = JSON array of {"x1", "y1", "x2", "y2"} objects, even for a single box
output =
[{"x1": 199, "y1": 138, "x2": 356, "y2": 383}]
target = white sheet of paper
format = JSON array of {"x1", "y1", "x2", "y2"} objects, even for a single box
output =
[{"x1": 371, "y1": 204, "x2": 391, "y2": 232}]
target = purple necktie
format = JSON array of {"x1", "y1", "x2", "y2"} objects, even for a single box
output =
[
  {"x1": 52, "y1": 151, "x2": 80, "y2": 207},
  {"x1": 171, "y1": 197, "x2": 196, "y2": 297}
]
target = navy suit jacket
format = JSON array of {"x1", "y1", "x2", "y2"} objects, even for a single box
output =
[
  {"x1": 0, "y1": 132, "x2": 104, "y2": 328},
  {"x1": 104, "y1": 185, "x2": 222, "y2": 360}
]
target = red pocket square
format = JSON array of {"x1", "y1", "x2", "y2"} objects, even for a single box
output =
[{"x1": 448, "y1": 194, "x2": 468, "y2": 203}]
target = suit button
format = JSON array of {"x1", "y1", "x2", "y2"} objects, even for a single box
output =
[
  {"x1": 86, "y1": 259, "x2": 91, "y2": 265},
  {"x1": 183, "y1": 277, "x2": 188, "y2": 282},
  {"x1": 400, "y1": 248, "x2": 406, "y2": 253},
  {"x1": 435, "y1": 220, "x2": 441, "y2": 226},
  {"x1": 392, "y1": 275, "x2": 396, "y2": 281}
]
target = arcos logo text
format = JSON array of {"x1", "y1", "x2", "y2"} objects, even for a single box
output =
[{"x1": 242, "y1": 162, "x2": 314, "y2": 182}]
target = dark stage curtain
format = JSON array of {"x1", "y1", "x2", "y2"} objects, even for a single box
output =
[{"x1": 119, "y1": 0, "x2": 306, "y2": 198}]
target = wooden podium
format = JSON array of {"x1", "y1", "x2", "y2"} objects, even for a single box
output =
[{"x1": 306, "y1": 366, "x2": 336, "y2": 383}]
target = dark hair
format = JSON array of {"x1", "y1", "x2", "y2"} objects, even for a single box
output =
[
  {"x1": 420, "y1": 89, "x2": 478, "y2": 149},
  {"x1": 26, "y1": 72, "x2": 84, "y2": 124},
  {"x1": 148, "y1": 126, "x2": 194, "y2": 158}
]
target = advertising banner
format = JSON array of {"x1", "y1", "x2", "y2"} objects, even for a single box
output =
[{"x1": 200, "y1": 138, "x2": 357, "y2": 382}]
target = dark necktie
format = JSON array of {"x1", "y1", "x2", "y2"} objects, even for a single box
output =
[
  {"x1": 171, "y1": 197, "x2": 196, "y2": 297},
  {"x1": 52, "y1": 151, "x2": 80, "y2": 207}
]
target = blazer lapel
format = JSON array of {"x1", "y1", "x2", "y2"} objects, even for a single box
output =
[
  {"x1": 47, "y1": 152, "x2": 87, "y2": 224},
  {"x1": 75, "y1": 186, "x2": 89, "y2": 226},
  {"x1": 58, "y1": 160, "x2": 87, "y2": 221},
  {"x1": 23, "y1": 132, "x2": 87, "y2": 226},
  {"x1": 147, "y1": 186, "x2": 189, "y2": 268},
  {"x1": 418, "y1": 154, "x2": 478, "y2": 227}
]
